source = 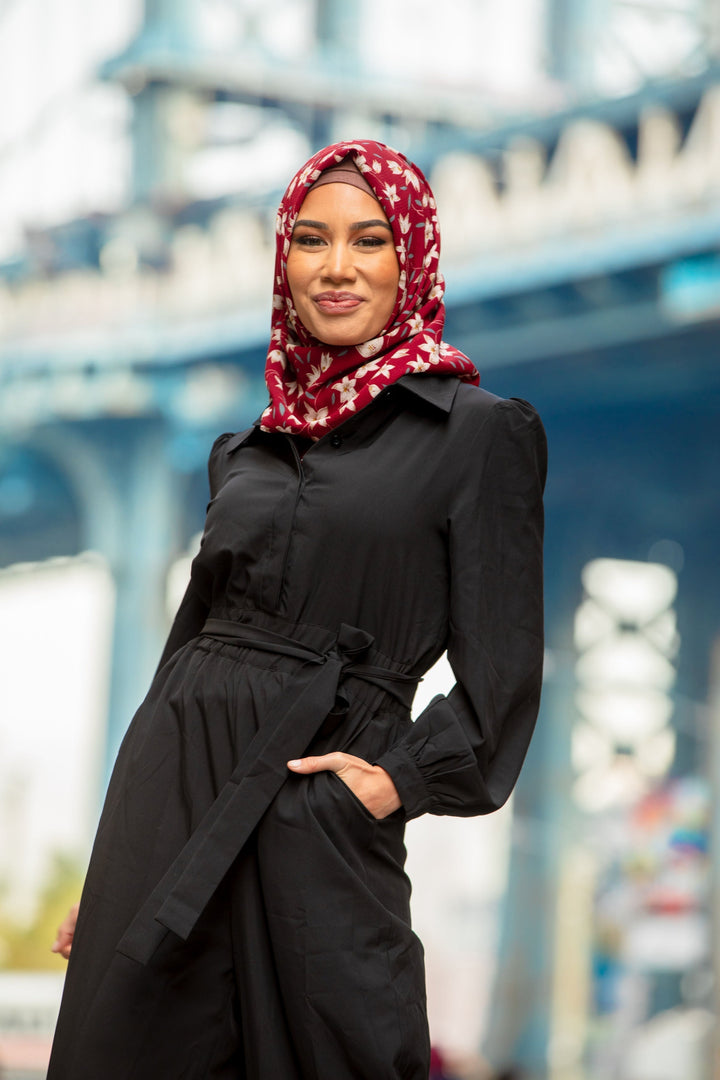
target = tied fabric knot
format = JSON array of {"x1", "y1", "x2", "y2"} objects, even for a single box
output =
[
  {"x1": 322, "y1": 624, "x2": 375, "y2": 733},
  {"x1": 334, "y1": 623, "x2": 374, "y2": 660}
]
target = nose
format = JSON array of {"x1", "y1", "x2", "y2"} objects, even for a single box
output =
[{"x1": 322, "y1": 240, "x2": 355, "y2": 283}]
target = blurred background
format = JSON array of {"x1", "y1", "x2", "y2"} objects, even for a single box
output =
[{"x1": 1, "y1": 1, "x2": 719, "y2": 1077}]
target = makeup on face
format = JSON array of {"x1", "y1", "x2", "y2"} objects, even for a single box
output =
[{"x1": 286, "y1": 184, "x2": 400, "y2": 348}]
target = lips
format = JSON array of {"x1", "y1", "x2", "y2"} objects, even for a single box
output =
[{"x1": 313, "y1": 291, "x2": 364, "y2": 313}]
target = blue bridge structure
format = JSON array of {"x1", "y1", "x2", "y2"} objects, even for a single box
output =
[{"x1": 1, "y1": 1, "x2": 719, "y2": 1075}]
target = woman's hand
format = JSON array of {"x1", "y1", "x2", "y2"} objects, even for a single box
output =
[
  {"x1": 51, "y1": 902, "x2": 79, "y2": 960},
  {"x1": 288, "y1": 752, "x2": 401, "y2": 819}
]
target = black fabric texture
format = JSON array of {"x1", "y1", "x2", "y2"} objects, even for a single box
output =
[{"x1": 48, "y1": 375, "x2": 546, "y2": 1080}]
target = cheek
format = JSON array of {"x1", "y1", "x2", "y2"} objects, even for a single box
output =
[
  {"x1": 285, "y1": 251, "x2": 310, "y2": 306},
  {"x1": 376, "y1": 251, "x2": 400, "y2": 298},
  {"x1": 379, "y1": 261, "x2": 400, "y2": 310}
]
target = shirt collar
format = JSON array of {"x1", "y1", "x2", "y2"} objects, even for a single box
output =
[
  {"x1": 227, "y1": 375, "x2": 461, "y2": 453},
  {"x1": 395, "y1": 374, "x2": 460, "y2": 414},
  {"x1": 224, "y1": 427, "x2": 256, "y2": 453}
]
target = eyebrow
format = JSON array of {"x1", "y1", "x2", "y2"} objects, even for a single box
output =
[{"x1": 293, "y1": 218, "x2": 393, "y2": 233}]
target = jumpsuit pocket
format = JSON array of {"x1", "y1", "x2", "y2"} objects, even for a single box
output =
[
  {"x1": 328, "y1": 770, "x2": 379, "y2": 824},
  {"x1": 328, "y1": 771, "x2": 406, "y2": 827}
]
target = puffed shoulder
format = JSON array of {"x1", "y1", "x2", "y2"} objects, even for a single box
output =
[
  {"x1": 449, "y1": 383, "x2": 543, "y2": 437},
  {"x1": 485, "y1": 396, "x2": 548, "y2": 502},
  {"x1": 451, "y1": 385, "x2": 545, "y2": 459},
  {"x1": 210, "y1": 431, "x2": 235, "y2": 455},
  {"x1": 446, "y1": 392, "x2": 548, "y2": 508},
  {"x1": 497, "y1": 396, "x2": 543, "y2": 426},
  {"x1": 207, "y1": 431, "x2": 237, "y2": 499},
  {"x1": 491, "y1": 396, "x2": 545, "y2": 441},
  {"x1": 491, "y1": 398, "x2": 546, "y2": 455},
  {"x1": 213, "y1": 431, "x2": 234, "y2": 447},
  {"x1": 209, "y1": 426, "x2": 259, "y2": 462}
]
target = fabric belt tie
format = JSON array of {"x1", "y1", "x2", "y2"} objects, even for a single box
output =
[{"x1": 116, "y1": 619, "x2": 419, "y2": 966}]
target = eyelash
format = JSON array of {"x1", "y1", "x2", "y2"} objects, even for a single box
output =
[{"x1": 292, "y1": 235, "x2": 388, "y2": 249}]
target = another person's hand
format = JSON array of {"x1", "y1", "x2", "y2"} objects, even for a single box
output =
[
  {"x1": 51, "y1": 902, "x2": 79, "y2": 960},
  {"x1": 288, "y1": 752, "x2": 401, "y2": 819}
]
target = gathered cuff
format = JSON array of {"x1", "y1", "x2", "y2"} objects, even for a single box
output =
[{"x1": 375, "y1": 743, "x2": 435, "y2": 820}]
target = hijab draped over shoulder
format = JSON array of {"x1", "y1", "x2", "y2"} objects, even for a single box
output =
[{"x1": 260, "y1": 139, "x2": 479, "y2": 439}]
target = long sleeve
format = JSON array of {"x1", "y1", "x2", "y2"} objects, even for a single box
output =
[
  {"x1": 154, "y1": 432, "x2": 235, "y2": 674},
  {"x1": 154, "y1": 579, "x2": 210, "y2": 673},
  {"x1": 376, "y1": 398, "x2": 547, "y2": 819}
]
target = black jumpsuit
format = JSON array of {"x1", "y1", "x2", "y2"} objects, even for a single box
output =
[{"x1": 48, "y1": 376, "x2": 546, "y2": 1080}]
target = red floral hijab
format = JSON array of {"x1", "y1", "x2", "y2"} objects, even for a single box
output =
[{"x1": 259, "y1": 140, "x2": 479, "y2": 439}]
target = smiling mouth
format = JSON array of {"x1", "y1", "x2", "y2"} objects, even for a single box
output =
[{"x1": 313, "y1": 292, "x2": 364, "y2": 313}]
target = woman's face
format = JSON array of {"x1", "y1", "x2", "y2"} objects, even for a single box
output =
[{"x1": 286, "y1": 183, "x2": 400, "y2": 347}]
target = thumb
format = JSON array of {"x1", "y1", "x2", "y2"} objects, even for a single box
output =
[{"x1": 287, "y1": 752, "x2": 345, "y2": 774}]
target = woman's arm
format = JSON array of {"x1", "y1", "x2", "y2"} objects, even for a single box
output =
[
  {"x1": 154, "y1": 579, "x2": 210, "y2": 674},
  {"x1": 154, "y1": 432, "x2": 237, "y2": 673},
  {"x1": 51, "y1": 903, "x2": 79, "y2": 960},
  {"x1": 375, "y1": 398, "x2": 547, "y2": 819}
]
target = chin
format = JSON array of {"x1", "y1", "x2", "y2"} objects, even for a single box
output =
[
  {"x1": 319, "y1": 333, "x2": 364, "y2": 347},
  {"x1": 309, "y1": 321, "x2": 383, "y2": 349}
]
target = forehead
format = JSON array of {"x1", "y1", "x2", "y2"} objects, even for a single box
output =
[{"x1": 295, "y1": 182, "x2": 388, "y2": 223}]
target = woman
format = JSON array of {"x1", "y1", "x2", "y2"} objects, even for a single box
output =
[{"x1": 48, "y1": 140, "x2": 546, "y2": 1079}]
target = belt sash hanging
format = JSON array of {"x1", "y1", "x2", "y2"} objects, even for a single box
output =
[{"x1": 117, "y1": 621, "x2": 419, "y2": 965}]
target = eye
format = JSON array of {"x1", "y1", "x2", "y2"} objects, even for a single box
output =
[
  {"x1": 355, "y1": 235, "x2": 389, "y2": 248},
  {"x1": 292, "y1": 234, "x2": 326, "y2": 247}
]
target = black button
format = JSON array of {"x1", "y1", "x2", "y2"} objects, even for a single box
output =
[{"x1": 330, "y1": 432, "x2": 343, "y2": 448}]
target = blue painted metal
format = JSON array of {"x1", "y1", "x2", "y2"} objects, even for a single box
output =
[
  {"x1": 660, "y1": 252, "x2": 720, "y2": 320},
  {"x1": 411, "y1": 60, "x2": 720, "y2": 173},
  {"x1": 98, "y1": 423, "x2": 185, "y2": 775},
  {"x1": 0, "y1": 446, "x2": 81, "y2": 567}
]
